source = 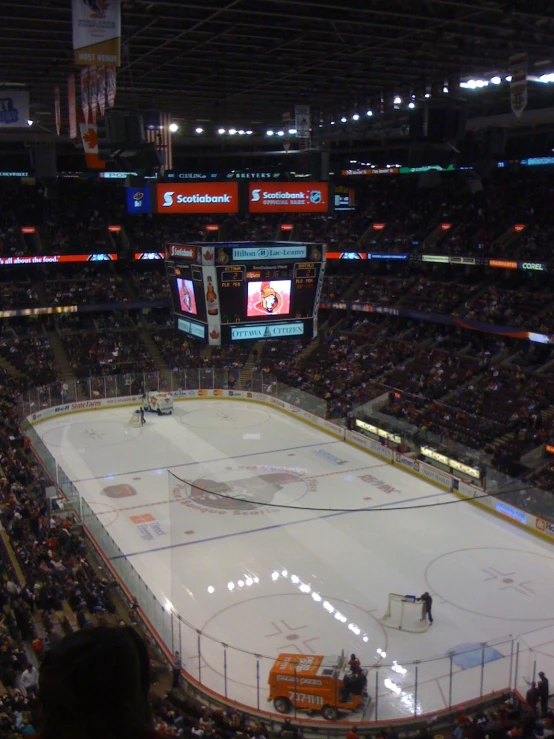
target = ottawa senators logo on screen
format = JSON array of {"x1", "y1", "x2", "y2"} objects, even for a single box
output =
[{"x1": 259, "y1": 285, "x2": 283, "y2": 314}]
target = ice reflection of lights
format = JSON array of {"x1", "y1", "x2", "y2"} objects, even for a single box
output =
[
  {"x1": 377, "y1": 648, "x2": 387, "y2": 658},
  {"x1": 384, "y1": 678, "x2": 401, "y2": 695},
  {"x1": 392, "y1": 661, "x2": 407, "y2": 675},
  {"x1": 227, "y1": 582, "x2": 235, "y2": 591},
  {"x1": 238, "y1": 580, "x2": 245, "y2": 588},
  {"x1": 164, "y1": 599, "x2": 175, "y2": 614},
  {"x1": 207, "y1": 586, "x2": 215, "y2": 594},
  {"x1": 245, "y1": 577, "x2": 253, "y2": 586},
  {"x1": 384, "y1": 678, "x2": 420, "y2": 714},
  {"x1": 273, "y1": 570, "x2": 371, "y2": 644}
]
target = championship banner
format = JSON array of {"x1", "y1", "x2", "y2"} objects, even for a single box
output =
[
  {"x1": 68, "y1": 74, "x2": 77, "y2": 139},
  {"x1": 0, "y1": 90, "x2": 29, "y2": 127},
  {"x1": 295, "y1": 105, "x2": 310, "y2": 139},
  {"x1": 106, "y1": 66, "x2": 116, "y2": 108},
  {"x1": 72, "y1": 0, "x2": 121, "y2": 67},
  {"x1": 97, "y1": 66, "x2": 106, "y2": 116},
  {"x1": 509, "y1": 52, "x2": 528, "y2": 119},
  {"x1": 54, "y1": 87, "x2": 61, "y2": 136},
  {"x1": 80, "y1": 67, "x2": 90, "y2": 124},
  {"x1": 89, "y1": 67, "x2": 98, "y2": 122},
  {"x1": 79, "y1": 117, "x2": 105, "y2": 170}
]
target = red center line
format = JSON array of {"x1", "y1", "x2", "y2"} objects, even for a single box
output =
[{"x1": 88, "y1": 463, "x2": 389, "y2": 516}]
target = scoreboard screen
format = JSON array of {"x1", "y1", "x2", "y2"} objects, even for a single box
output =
[{"x1": 166, "y1": 242, "x2": 326, "y2": 345}]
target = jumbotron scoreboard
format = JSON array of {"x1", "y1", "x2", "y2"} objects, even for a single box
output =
[{"x1": 165, "y1": 242, "x2": 326, "y2": 345}]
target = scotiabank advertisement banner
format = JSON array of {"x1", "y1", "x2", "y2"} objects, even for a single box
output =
[
  {"x1": 155, "y1": 183, "x2": 239, "y2": 214},
  {"x1": 248, "y1": 182, "x2": 329, "y2": 213}
]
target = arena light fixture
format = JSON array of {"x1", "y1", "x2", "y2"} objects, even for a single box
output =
[
  {"x1": 238, "y1": 129, "x2": 245, "y2": 135},
  {"x1": 277, "y1": 130, "x2": 285, "y2": 136},
  {"x1": 491, "y1": 76, "x2": 502, "y2": 84},
  {"x1": 393, "y1": 96, "x2": 401, "y2": 104},
  {"x1": 195, "y1": 127, "x2": 204, "y2": 134},
  {"x1": 288, "y1": 128, "x2": 297, "y2": 134},
  {"x1": 229, "y1": 128, "x2": 237, "y2": 135},
  {"x1": 266, "y1": 129, "x2": 274, "y2": 136},
  {"x1": 217, "y1": 128, "x2": 226, "y2": 134},
  {"x1": 408, "y1": 102, "x2": 415, "y2": 109},
  {"x1": 352, "y1": 113, "x2": 360, "y2": 121},
  {"x1": 366, "y1": 110, "x2": 373, "y2": 117},
  {"x1": 340, "y1": 116, "x2": 347, "y2": 123},
  {"x1": 168, "y1": 122, "x2": 179, "y2": 133},
  {"x1": 246, "y1": 130, "x2": 253, "y2": 135},
  {"x1": 27, "y1": 119, "x2": 34, "y2": 126}
]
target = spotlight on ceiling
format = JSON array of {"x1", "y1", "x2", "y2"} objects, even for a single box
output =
[{"x1": 168, "y1": 122, "x2": 179, "y2": 133}]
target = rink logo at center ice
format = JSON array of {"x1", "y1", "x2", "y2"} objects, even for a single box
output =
[{"x1": 172, "y1": 469, "x2": 310, "y2": 513}]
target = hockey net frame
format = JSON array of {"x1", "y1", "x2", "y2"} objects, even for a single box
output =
[
  {"x1": 382, "y1": 593, "x2": 431, "y2": 633},
  {"x1": 129, "y1": 411, "x2": 142, "y2": 428}
]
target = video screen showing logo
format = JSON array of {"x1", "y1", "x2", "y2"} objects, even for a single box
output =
[
  {"x1": 247, "y1": 280, "x2": 291, "y2": 317},
  {"x1": 126, "y1": 186, "x2": 152, "y2": 214},
  {"x1": 248, "y1": 183, "x2": 329, "y2": 213},
  {"x1": 177, "y1": 278, "x2": 198, "y2": 315}
]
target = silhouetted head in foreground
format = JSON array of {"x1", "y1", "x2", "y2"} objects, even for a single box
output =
[{"x1": 38, "y1": 626, "x2": 154, "y2": 739}]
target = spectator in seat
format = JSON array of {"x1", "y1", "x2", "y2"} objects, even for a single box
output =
[{"x1": 37, "y1": 626, "x2": 158, "y2": 739}]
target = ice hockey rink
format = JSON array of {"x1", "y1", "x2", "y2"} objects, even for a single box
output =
[{"x1": 34, "y1": 400, "x2": 554, "y2": 722}]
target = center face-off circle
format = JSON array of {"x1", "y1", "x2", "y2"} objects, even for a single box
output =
[{"x1": 178, "y1": 406, "x2": 271, "y2": 430}]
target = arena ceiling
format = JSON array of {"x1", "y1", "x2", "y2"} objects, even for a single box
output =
[{"x1": 3, "y1": 0, "x2": 554, "y2": 134}]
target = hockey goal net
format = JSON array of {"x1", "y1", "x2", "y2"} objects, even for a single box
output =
[
  {"x1": 129, "y1": 411, "x2": 142, "y2": 428},
  {"x1": 382, "y1": 593, "x2": 430, "y2": 633}
]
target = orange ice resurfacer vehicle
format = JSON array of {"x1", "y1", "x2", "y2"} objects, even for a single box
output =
[{"x1": 268, "y1": 653, "x2": 369, "y2": 721}]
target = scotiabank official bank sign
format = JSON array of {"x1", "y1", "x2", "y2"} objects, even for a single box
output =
[
  {"x1": 156, "y1": 183, "x2": 239, "y2": 213},
  {"x1": 248, "y1": 182, "x2": 329, "y2": 213}
]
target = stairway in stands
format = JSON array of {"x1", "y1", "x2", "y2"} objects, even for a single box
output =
[
  {"x1": 139, "y1": 326, "x2": 170, "y2": 375},
  {"x1": 0, "y1": 354, "x2": 24, "y2": 379},
  {"x1": 237, "y1": 343, "x2": 260, "y2": 389},
  {"x1": 47, "y1": 331, "x2": 78, "y2": 384}
]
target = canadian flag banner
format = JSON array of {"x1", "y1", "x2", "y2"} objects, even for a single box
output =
[{"x1": 79, "y1": 117, "x2": 105, "y2": 170}]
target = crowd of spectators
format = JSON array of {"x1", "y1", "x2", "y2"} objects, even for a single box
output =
[{"x1": 60, "y1": 331, "x2": 157, "y2": 377}]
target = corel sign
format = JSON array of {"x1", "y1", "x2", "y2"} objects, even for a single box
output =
[
  {"x1": 156, "y1": 183, "x2": 238, "y2": 213},
  {"x1": 248, "y1": 183, "x2": 329, "y2": 213}
]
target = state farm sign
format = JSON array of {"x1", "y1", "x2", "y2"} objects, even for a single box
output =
[
  {"x1": 248, "y1": 182, "x2": 329, "y2": 213},
  {"x1": 156, "y1": 183, "x2": 239, "y2": 213}
]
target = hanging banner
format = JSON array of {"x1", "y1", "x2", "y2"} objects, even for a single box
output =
[
  {"x1": 89, "y1": 66, "x2": 98, "y2": 122},
  {"x1": 54, "y1": 87, "x2": 61, "y2": 136},
  {"x1": 509, "y1": 52, "x2": 528, "y2": 119},
  {"x1": 201, "y1": 265, "x2": 221, "y2": 346},
  {"x1": 68, "y1": 74, "x2": 77, "y2": 139},
  {"x1": 79, "y1": 119, "x2": 105, "y2": 170},
  {"x1": 97, "y1": 66, "x2": 106, "y2": 116},
  {"x1": 295, "y1": 105, "x2": 310, "y2": 139},
  {"x1": 106, "y1": 66, "x2": 116, "y2": 108},
  {"x1": 80, "y1": 67, "x2": 90, "y2": 124},
  {"x1": 72, "y1": 0, "x2": 121, "y2": 67},
  {"x1": 0, "y1": 90, "x2": 29, "y2": 127}
]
